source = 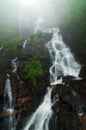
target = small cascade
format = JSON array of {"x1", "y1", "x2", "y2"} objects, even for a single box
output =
[
  {"x1": 4, "y1": 75, "x2": 13, "y2": 111},
  {"x1": 0, "y1": 45, "x2": 4, "y2": 51},
  {"x1": 46, "y1": 28, "x2": 81, "y2": 85},
  {"x1": 23, "y1": 40, "x2": 28, "y2": 49},
  {"x1": 23, "y1": 28, "x2": 81, "y2": 130},
  {"x1": 24, "y1": 88, "x2": 53, "y2": 130},
  {"x1": 4, "y1": 74, "x2": 16, "y2": 130},
  {"x1": 12, "y1": 57, "x2": 18, "y2": 73}
]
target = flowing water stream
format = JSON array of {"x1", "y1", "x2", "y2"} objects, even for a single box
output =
[
  {"x1": 23, "y1": 28, "x2": 81, "y2": 130},
  {"x1": 4, "y1": 75, "x2": 16, "y2": 130},
  {"x1": 12, "y1": 57, "x2": 18, "y2": 73},
  {"x1": 0, "y1": 45, "x2": 4, "y2": 51},
  {"x1": 23, "y1": 39, "x2": 28, "y2": 49},
  {"x1": 46, "y1": 28, "x2": 81, "y2": 85},
  {"x1": 4, "y1": 75, "x2": 13, "y2": 112},
  {"x1": 24, "y1": 87, "x2": 53, "y2": 130}
]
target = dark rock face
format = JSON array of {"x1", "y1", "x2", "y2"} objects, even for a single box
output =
[
  {"x1": 0, "y1": 30, "x2": 86, "y2": 130},
  {"x1": 60, "y1": 28, "x2": 86, "y2": 65},
  {"x1": 79, "y1": 65, "x2": 86, "y2": 78},
  {"x1": 0, "y1": 32, "x2": 52, "y2": 130},
  {"x1": 51, "y1": 75, "x2": 86, "y2": 130},
  {"x1": 53, "y1": 76, "x2": 86, "y2": 106}
]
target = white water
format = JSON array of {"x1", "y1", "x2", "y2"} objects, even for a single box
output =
[
  {"x1": 0, "y1": 45, "x2": 4, "y2": 51},
  {"x1": 4, "y1": 77, "x2": 13, "y2": 111},
  {"x1": 23, "y1": 28, "x2": 81, "y2": 130},
  {"x1": 23, "y1": 40, "x2": 28, "y2": 49},
  {"x1": 46, "y1": 28, "x2": 81, "y2": 85},
  {"x1": 12, "y1": 57, "x2": 18, "y2": 73},
  {"x1": 4, "y1": 75, "x2": 16, "y2": 130},
  {"x1": 23, "y1": 40, "x2": 27, "y2": 49},
  {"x1": 24, "y1": 88, "x2": 53, "y2": 130}
]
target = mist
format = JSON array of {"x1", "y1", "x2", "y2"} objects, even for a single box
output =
[{"x1": 0, "y1": 0, "x2": 68, "y2": 31}]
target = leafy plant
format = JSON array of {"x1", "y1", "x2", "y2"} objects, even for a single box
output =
[{"x1": 24, "y1": 57, "x2": 43, "y2": 85}]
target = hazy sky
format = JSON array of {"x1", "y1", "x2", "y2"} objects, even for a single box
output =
[{"x1": 0, "y1": 0, "x2": 68, "y2": 28}]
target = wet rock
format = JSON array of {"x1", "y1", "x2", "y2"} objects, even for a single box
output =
[
  {"x1": 61, "y1": 27, "x2": 86, "y2": 65},
  {"x1": 79, "y1": 65, "x2": 86, "y2": 78},
  {"x1": 51, "y1": 76, "x2": 86, "y2": 119},
  {"x1": 62, "y1": 75, "x2": 75, "y2": 85},
  {"x1": 62, "y1": 90, "x2": 86, "y2": 105},
  {"x1": 55, "y1": 77, "x2": 86, "y2": 106}
]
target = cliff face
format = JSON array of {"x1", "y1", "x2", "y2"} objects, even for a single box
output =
[
  {"x1": 0, "y1": 32, "x2": 52, "y2": 130},
  {"x1": 0, "y1": 32, "x2": 52, "y2": 112},
  {"x1": 0, "y1": 31, "x2": 86, "y2": 130}
]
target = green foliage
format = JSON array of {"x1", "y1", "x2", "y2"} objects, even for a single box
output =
[
  {"x1": 24, "y1": 57, "x2": 43, "y2": 85},
  {"x1": 60, "y1": 0, "x2": 86, "y2": 45},
  {"x1": 4, "y1": 37, "x2": 23, "y2": 51},
  {"x1": 0, "y1": 25, "x2": 23, "y2": 51}
]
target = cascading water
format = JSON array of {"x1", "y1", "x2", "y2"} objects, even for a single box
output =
[
  {"x1": 23, "y1": 39, "x2": 29, "y2": 49},
  {"x1": 46, "y1": 28, "x2": 81, "y2": 85},
  {"x1": 0, "y1": 45, "x2": 4, "y2": 51},
  {"x1": 23, "y1": 28, "x2": 81, "y2": 130},
  {"x1": 24, "y1": 88, "x2": 53, "y2": 130},
  {"x1": 12, "y1": 57, "x2": 18, "y2": 73},
  {"x1": 4, "y1": 75, "x2": 13, "y2": 112},
  {"x1": 4, "y1": 74, "x2": 16, "y2": 130}
]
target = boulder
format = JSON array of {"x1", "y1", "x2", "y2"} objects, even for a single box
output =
[{"x1": 53, "y1": 77, "x2": 86, "y2": 106}]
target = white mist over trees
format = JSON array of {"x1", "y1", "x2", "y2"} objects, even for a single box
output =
[
  {"x1": 0, "y1": 0, "x2": 67, "y2": 28},
  {"x1": 0, "y1": 0, "x2": 86, "y2": 43}
]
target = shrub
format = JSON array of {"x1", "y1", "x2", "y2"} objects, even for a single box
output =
[{"x1": 24, "y1": 57, "x2": 43, "y2": 85}]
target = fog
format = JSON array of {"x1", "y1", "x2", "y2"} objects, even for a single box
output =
[{"x1": 0, "y1": 0, "x2": 68, "y2": 30}]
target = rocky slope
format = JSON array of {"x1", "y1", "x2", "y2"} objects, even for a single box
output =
[{"x1": 0, "y1": 31, "x2": 86, "y2": 130}]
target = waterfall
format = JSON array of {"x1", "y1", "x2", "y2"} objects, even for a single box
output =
[
  {"x1": 23, "y1": 28, "x2": 81, "y2": 130},
  {"x1": 24, "y1": 88, "x2": 53, "y2": 130},
  {"x1": 23, "y1": 40, "x2": 28, "y2": 49},
  {"x1": 12, "y1": 57, "x2": 18, "y2": 73},
  {"x1": 4, "y1": 76, "x2": 13, "y2": 111},
  {"x1": 0, "y1": 45, "x2": 4, "y2": 51},
  {"x1": 4, "y1": 75, "x2": 16, "y2": 130},
  {"x1": 23, "y1": 40, "x2": 27, "y2": 49},
  {"x1": 46, "y1": 28, "x2": 81, "y2": 85}
]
